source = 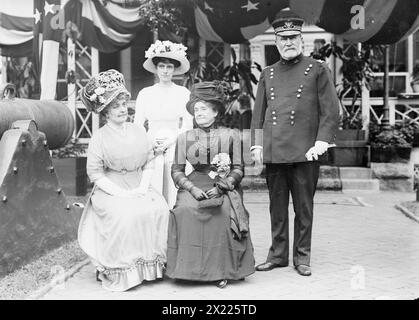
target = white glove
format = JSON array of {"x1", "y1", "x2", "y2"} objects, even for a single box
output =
[
  {"x1": 250, "y1": 147, "x2": 263, "y2": 175},
  {"x1": 251, "y1": 147, "x2": 263, "y2": 165},
  {"x1": 305, "y1": 141, "x2": 329, "y2": 161}
]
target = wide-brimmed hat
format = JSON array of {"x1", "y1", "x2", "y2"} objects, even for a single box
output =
[
  {"x1": 80, "y1": 69, "x2": 130, "y2": 114},
  {"x1": 186, "y1": 81, "x2": 228, "y2": 115},
  {"x1": 143, "y1": 40, "x2": 190, "y2": 75},
  {"x1": 272, "y1": 10, "x2": 304, "y2": 36}
]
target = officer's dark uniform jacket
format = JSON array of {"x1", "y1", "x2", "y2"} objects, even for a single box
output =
[{"x1": 251, "y1": 54, "x2": 339, "y2": 163}]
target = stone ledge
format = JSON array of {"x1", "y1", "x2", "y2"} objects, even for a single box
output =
[
  {"x1": 370, "y1": 162, "x2": 414, "y2": 191},
  {"x1": 370, "y1": 162, "x2": 413, "y2": 179}
]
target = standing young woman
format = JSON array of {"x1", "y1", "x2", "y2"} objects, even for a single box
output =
[
  {"x1": 134, "y1": 40, "x2": 193, "y2": 209},
  {"x1": 78, "y1": 70, "x2": 170, "y2": 292}
]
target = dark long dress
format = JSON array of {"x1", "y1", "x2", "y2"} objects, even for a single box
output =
[{"x1": 166, "y1": 125, "x2": 255, "y2": 281}]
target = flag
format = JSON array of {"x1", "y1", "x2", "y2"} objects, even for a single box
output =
[
  {"x1": 0, "y1": 0, "x2": 34, "y2": 57},
  {"x1": 33, "y1": 0, "x2": 63, "y2": 100},
  {"x1": 65, "y1": 0, "x2": 147, "y2": 53},
  {"x1": 195, "y1": 0, "x2": 419, "y2": 45},
  {"x1": 195, "y1": 0, "x2": 289, "y2": 44},
  {"x1": 290, "y1": 0, "x2": 419, "y2": 44}
]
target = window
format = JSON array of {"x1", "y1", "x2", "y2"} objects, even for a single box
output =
[{"x1": 369, "y1": 40, "x2": 409, "y2": 97}]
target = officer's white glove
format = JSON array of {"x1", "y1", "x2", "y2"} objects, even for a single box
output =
[
  {"x1": 305, "y1": 141, "x2": 329, "y2": 161},
  {"x1": 250, "y1": 146, "x2": 263, "y2": 165},
  {"x1": 250, "y1": 147, "x2": 263, "y2": 175}
]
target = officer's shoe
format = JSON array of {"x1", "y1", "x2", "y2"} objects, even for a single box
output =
[
  {"x1": 295, "y1": 264, "x2": 311, "y2": 276},
  {"x1": 255, "y1": 261, "x2": 288, "y2": 271}
]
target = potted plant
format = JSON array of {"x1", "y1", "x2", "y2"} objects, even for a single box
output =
[
  {"x1": 411, "y1": 64, "x2": 419, "y2": 93},
  {"x1": 51, "y1": 138, "x2": 89, "y2": 196},
  {"x1": 325, "y1": 110, "x2": 369, "y2": 166},
  {"x1": 315, "y1": 42, "x2": 377, "y2": 167},
  {"x1": 369, "y1": 121, "x2": 415, "y2": 163}
]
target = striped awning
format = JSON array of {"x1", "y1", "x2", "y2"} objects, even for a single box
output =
[{"x1": 195, "y1": 0, "x2": 419, "y2": 44}]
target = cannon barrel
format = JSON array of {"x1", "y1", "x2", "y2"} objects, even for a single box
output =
[{"x1": 0, "y1": 98, "x2": 74, "y2": 149}]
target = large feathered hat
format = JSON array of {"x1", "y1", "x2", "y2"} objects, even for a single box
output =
[
  {"x1": 80, "y1": 69, "x2": 130, "y2": 114},
  {"x1": 186, "y1": 81, "x2": 229, "y2": 115},
  {"x1": 143, "y1": 40, "x2": 190, "y2": 75}
]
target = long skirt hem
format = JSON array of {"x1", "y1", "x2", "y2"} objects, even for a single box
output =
[{"x1": 97, "y1": 256, "x2": 166, "y2": 292}]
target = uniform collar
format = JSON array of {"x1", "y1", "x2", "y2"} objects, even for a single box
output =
[{"x1": 280, "y1": 53, "x2": 303, "y2": 65}]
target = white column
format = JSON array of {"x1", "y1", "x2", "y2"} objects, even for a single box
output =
[
  {"x1": 91, "y1": 47, "x2": 100, "y2": 132},
  {"x1": 361, "y1": 80, "x2": 371, "y2": 134},
  {"x1": 389, "y1": 100, "x2": 396, "y2": 125},
  {"x1": 199, "y1": 38, "x2": 206, "y2": 61},
  {"x1": 334, "y1": 36, "x2": 344, "y2": 85},
  {"x1": 91, "y1": 48, "x2": 99, "y2": 76},
  {"x1": 249, "y1": 43, "x2": 263, "y2": 105},
  {"x1": 223, "y1": 43, "x2": 231, "y2": 68},
  {"x1": 67, "y1": 38, "x2": 76, "y2": 139},
  {"x1": 407, "y1": 34, "x2": 414, "y2": 93},
  {"x1": 120, "y1": 47, "x2": 132, "y2": 93},
  {"x1": 0, "y1": 56, "x2": 7, "y2": 88}
]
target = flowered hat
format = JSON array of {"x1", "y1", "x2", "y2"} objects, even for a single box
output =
[
  {"x1": 80, "y1": 69, "x2": 131, "y2": 114},
  {"x1": 143, "y1": 40, "x2": 190, "y2": 75},
  {"x1": 186, "y1": 81, "x2": 229, "y2": 115}
]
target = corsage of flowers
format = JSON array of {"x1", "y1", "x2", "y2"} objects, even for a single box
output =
[
  {"x1": 89, "y1": 86, "x2": 106, "y2": 104},
  {"x1": 145, "y1": 40, "x2": 187, "y2": 58},
  {"x1": 211, "y1": 153, "x2": 231, "y2": 178}
]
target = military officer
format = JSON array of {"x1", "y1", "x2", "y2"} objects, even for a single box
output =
[{"x1": 250, "y1": 10, "x2": 339, "y2": 276}]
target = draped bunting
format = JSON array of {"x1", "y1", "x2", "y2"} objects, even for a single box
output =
[
  {"x1": 33, "y1": 0, "x2": 62, "y2": 99},
  {"x1": 195, "y1": 0, "x2": 289, "y2": 43},
  {"x1": 290, "y1": 0, "x2": 419, "y2": 44},
  {"x1": 195, "y1": 0, "x2": 419, "y2": 44},
  {"x1": 0, "y1": 0, "x2": 147, "y2": 57},
  {"x1": 64, "y1": 0, "x2": 147, "y2": 53},
  {"x1": 0, "y1": 0, "x2": 34, "y2": 56}
]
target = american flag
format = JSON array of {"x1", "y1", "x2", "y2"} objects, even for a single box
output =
[
  {"x1": 33, "y1": 0, "x2": 62, "y2": 99},
  {"x1": 195, "y1": 0, "x2": 419, "y2": 44}
]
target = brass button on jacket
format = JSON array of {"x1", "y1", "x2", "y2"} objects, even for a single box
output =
[{"x1": 250, "y1": 55, "x2": 340, "y2": 163}]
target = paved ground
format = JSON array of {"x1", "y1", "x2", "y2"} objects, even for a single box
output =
[{"x1": 42, "y1": 190, "x2": 419, "y2": 300}]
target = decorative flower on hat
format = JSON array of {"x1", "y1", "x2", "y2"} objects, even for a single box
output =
[
  {"x1": 145, "y1": 40, "x2": 187, "y2": 59},
  {"x1": 80, "y1": 69, "x2": 130, "y2": 114}
]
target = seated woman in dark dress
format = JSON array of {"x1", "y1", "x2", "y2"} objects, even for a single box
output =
[{"x1": 166, "y1": 81, "x2": 255, "y2": 288}]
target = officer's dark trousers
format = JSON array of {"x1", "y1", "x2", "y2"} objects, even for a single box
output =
[{"x1": 265, "y1": 162, "x2": 320, "y2": 267}]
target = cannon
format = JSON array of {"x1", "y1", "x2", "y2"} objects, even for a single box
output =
[
  {"x1": 0, "y1": 92, "x2": 74, "y2": 149},
  {"x1": 0, "y1": 86, "x2": 82, "y2": 277}
]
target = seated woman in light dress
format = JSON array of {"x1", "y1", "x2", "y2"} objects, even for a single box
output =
[
  {"x1": 166, "y1": 81, "x2": 255, "y2": 289},
  {"x1": 134, "y1": 40, "x2": 193, "y2": 209},
  {"x1": 78, "y1": 69, "x2": 170, "y2": 292}
]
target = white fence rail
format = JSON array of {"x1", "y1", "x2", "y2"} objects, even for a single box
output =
[{"x1": 342, "y1": 97, "x2": 419, "y2": 127}]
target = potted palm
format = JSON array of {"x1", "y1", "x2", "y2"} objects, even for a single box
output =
[
  {"x1": 315, "y1": 42, "x2": 375, "y2": 166},
  {"x1": 51, "y1": 138, "x2": 89, "y2": 196}
]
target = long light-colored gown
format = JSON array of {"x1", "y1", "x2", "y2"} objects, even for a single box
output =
[
  {"x1": 78, "y1": 122, "x2": 170, "y2": 292},
  {"x1": 134, "y1": 83, "x2": 193, "y2": 209}
]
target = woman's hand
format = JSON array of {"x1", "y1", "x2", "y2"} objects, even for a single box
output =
[
  {"x1": 190, "y1": 186, "x2": 208, "y2": 201},
  {"x1": 205, "y1": 187, "x2": 222, "y2": 199},
  {"x1": 153, "y1": 138, "x2": 170, "y2": 155}
]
